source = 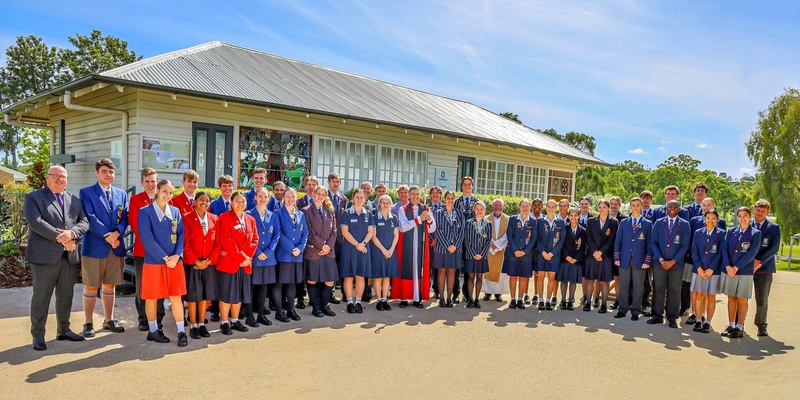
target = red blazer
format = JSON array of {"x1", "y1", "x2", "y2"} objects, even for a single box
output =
[
  {"x1": 170, "y1": 192, "x2": 195, "y2": 216},
  {"x1": 129, "y1": 191, "x2": 153, "y2": 257},
  {"x1": 216, "y1": 210, "x2": 259, "y2": 274},
  {"x1": 183, "y1": 211, "x2": 221, "y2": 266}
]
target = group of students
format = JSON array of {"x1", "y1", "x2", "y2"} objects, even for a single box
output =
[{"x1": 25, "y1": 158, "x2": 780, "y2": 351}]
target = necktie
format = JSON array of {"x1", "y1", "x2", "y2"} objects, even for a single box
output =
[
  {"x1": 669, "y1": 219, "x2": 674, "y2": 231},
  {"x1": 106, "y1": 190, "x2": 113, "y2": 211},
  {"x1": 319, "y1": 207, "x2": 324, "y2": 219},
  {"x1": 756, "y1": 222, "x2": 761, "y2": 231},
  {"x1": 332, "y1": 194, "x2": 339, "y2": 210},
  {"x1": 226, "y1": 201, "x2": 231, "y2": 211},
  {"x1": 55, "y1": 193, "x2": 64, "y2": 215},
  {"x1": 190, "y1": 198, "x2": 195, "y2": 208},
  {"x1": 201, "y1": 221, "x2": 207, "y2": 235}
]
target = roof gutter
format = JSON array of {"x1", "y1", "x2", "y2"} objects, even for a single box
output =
[
  {"x1": 62, "y1": 90, "x2": 129, "y2": 188},
  {"x1": 3, "y1": 114, "x2": 57, "y2": 157}
]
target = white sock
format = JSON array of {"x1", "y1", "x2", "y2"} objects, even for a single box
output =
[
  {"x1": 148, "y1": 321, "x2": 158, "y2": 333},
  {"x1": 198, "y1": 322, "x2": 204, "y2": 327},
  {"x1": 231, "y1": 318, "x2": 238, "y2": 323},
  {"x1": 347, "y1": 298, "x2": 353, "y2": 304},
  {"x1": 355, "y1": 299, "x2": 361, "y2": 304},
  {"x1": 729, "y1": 322, "x2": 736, "y2": 328},
  {"x1": 736, "y1": 324, "x2": 744, "y2": 330},
  {"x1": 176, "y1": 321, "x2": 185, "y2": 333}
]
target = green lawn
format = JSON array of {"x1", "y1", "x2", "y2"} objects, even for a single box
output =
[{"x1": 777, "y1": 243, "x2": 800, "y2": 272}]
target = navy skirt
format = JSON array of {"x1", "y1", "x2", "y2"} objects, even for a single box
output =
[
  {"x1": 536, "y1": 259, "x2": 560, "y2": 273},
  {"x1": 369, "y1": 244, "x2": 399, "y2": 279},
  {"x1": 464, "y1": 258, "x2": 489, "y2": 274},
  {"x1": 276, "y1": 262, "x2": 303, "y2": 284},
  {"x1": 216, "y1": 268, "x2": 251, "y2": 304},
  {"x1": 433, "y1": 250, "x2": 462, "y2": 269},
  {"x1": 251, "y1": 264, "x2": 277, "y2": 285},
  {"x1": 305, "y1": 258, "x2": 339, "y2": 283},
  {"x1": 185, "y1": 264, "x2": 218, "y2": 302},
  {"x1": 503, "y1": 254, "x2": 533, "y2": 278},
  {"x1": 555, "y1": 262, "x2": 582, "y2": 284},
  {"x1": 585, "y1": 258, "x2": 613, "y2": 282}
]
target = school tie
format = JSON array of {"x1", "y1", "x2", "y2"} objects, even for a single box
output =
[
  {"x1": 105, "y1": 190, "x2": 113, "y2": 211},
  {"x1": 669, "y1": 218, "x2": 674, "y2": 231},
  {"x1": 225, "y1": 201, "x2": 231, "y2": 211},
  {"x1": 55, "y1": 193, "x2": 65, "y2": 216},
  {"x1": 332, "y1": 194, "x2": 339, "y2": 210},
  {"x1": 190, "y1": 198, "x2": 195, "y2": 208},
  {"x1": 201, "y1": 221, "x2": 207, "y2": 235},
  {"x1": 755, "y1": 222, "x2": 761, "y2": 231}
]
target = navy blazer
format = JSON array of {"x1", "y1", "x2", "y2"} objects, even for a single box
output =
[
  {"x1": 79, "y1": 182, "x2": 128, "y2": 258},
  {"x1": 683, "y1": 202, "x2": 703, "y2": 219},
  {"x1": 686, "y1": 215, "x2": 727, "y2": 264},
  {"x1": 721, "y1": 226, "x2": 762, "y2": 275},
  {"x1": 650, "y1": 216, "x2": 691, "y2": 269},
  {"x1": 613, "y1": 216, "x2": 653, "y2": 270},
  {"x1": 24, "y1": 188, "x2": 89, "y2": 265},
  {"x1": 641, "y1": 208, "x2": 654, "y2": 222},
  {"x1": 433, "y1": 208, "x2": 465, "y2": 254},
  {"x1": 275, "y1": 206, "x2": 308, "y2": 263},
  {"x1": 138, "y1": 204, "x2": 184, "y2": 264},
  {"x1": 537, "y1": 217, "x2": 565, "y2": 269},
  {"x1": 209, "y1": 196, "x2": 232, "y2": 216},
  {"x1": 454, "y1": 195, "x2": 477, "y2": 221},
  {"x1": 752, "y1": 219, "x2": 781, "y2": 274},
  {"x1": 691, "y1": 226, "x2": 725, "y2": 274},
  {"x1": 653, "y1": 205, "x2": 690, "y2": 223},
  {"x1": 248, "y1": 208, "x2": 281, "y2": 266},
  {"x1": 506, "y1": 214, "x2": 538, "y2": 261},
  {"x1": 586, "y1": 216, "x2": 619, "y2": 260},
  {"x1": 561, "y1": 224, "x2": 587, "y2": 265}
]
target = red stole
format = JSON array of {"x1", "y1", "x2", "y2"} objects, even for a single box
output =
[{"x1": 391, "y1": 202, "x2": 431, "y2": 301}]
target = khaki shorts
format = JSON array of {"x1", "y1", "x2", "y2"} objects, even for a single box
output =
[{"x1": 82, "y1": 250, "x2": 123, "y2": 287}]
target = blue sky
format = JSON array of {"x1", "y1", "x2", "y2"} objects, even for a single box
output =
[{"x1": 3, "y1": 1, "x2": 799, "y2": 176}]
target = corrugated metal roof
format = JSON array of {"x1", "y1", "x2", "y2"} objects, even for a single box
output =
[{"x1": 4, "y1": 41, "x2": 606, "y2": 165}]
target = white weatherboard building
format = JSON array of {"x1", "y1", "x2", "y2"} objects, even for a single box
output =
[{"x1": 2, "y1": 42, "x2": 606, "y2": 199}]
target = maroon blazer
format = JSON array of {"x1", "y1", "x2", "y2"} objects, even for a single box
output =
[{"x1": 301, "y1": 202, "x2": 338, "y2": 261}]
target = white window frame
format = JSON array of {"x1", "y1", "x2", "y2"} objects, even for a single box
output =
[{"x1": 476, "y1": 157, "x2": 548, "y2": 199}]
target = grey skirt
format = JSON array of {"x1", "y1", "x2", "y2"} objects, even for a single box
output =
[
  {"x1": 682, "y1": 263, "x2": 694, "y2": 282},
  {"x1": 720, "y1": 274, "x2": 753, "y2": 299},
  {"x1": 186, "y1": 264, "x2": 218, "y2": 302},
  {"x1": 305, "y1": 258, "x2": 339, "y2": 283},
  {"x1": 216, "y1": 268, "x2": 252, "y2": 304},
  {"x1": 690, "y1": 273, "x2": 720, "y2": 295}
]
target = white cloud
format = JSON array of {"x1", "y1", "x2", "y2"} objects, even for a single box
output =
[
  {"x1": 660, "y1": 140, "x2": 673, "y2": 144},
  {"x1": 628, "y1": 148, "x2": 648, "y2": 155},
  {"x1": 695, "y1": 142, "x2": 712, "y2": 149},
  {"x1": 657, "y1": 146, "x2": 665, "y2": 151}
]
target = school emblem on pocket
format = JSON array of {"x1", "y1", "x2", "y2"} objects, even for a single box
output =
[
  {"x1": 673, "y1": 235, "x2": 680, "y2": 244},
  {"x1": 605, "y1": 229, "x2": 611, "y2": 236},
  {"x1": 576, "y1": 238, "x2": 582, "y2": 250},
  {"x1": 710, "y1": 244, "x2": 717, "y2": 253},
  {"x1": 170, "y1": 234, "x2": 177, "y2": 244},
  {"x1": 638, "y1": 232, "x2": 645, "y2": 240},
  {"x1": 269, "y1": 226, "x2": 273, "y2": 233},
  {"x1": 762, "y1": 238, "x2": 769, "y2": 247},
  {"x1": 741, "y1": 242, "x2": 750, "y2": 252}
]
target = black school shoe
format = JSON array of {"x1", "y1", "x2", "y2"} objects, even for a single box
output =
[
  {"x1": 598, "y1": 304, "x2": 608, "y2": 314},
  {"x1": 700, "y1": 323, "x2": 711, "y2": 334},
  {"x1": 354, "y1": 303, "x2": 363, "y2": 314},
  {"x1": 347, "y1": 303, "x2": 356, "y2": 314},
  {"x1": 582, "y1": 303, "x2": 591, "y2": 312},
  {"x1": 198, "y1": 325, "x2": 211, "y2": 337},
  {"x1": 466, "y1": 300, "x2": 475, "y2": 309},
  {"x1": 610, "y1": 301, "x2": 619, "y2": 310},
  {"x1": 177, "y1": 332, "x2": 188, "y2": 347},
  {"x1": 538, "y1": 301, "x2": 545, "y2": 310},
  {"x1": 288, "y1": 309, "x2": 302, "y2": 321},
  {"x1": 720, "y1": 326, "x2": 733, "y2": 337},
  {"x1": 189, "y1": 327, "x2": 201, "y2": 339},
  {"x1": 147, "y1": 329, "x2": 170, "y2": 343},
  {"x1": 474, "y1": 300, "x2": 481, "y2": 309},
  {"x1": 220, "y1": 323, "x2": 233, "y2": 335},
  {"x1": 382, "y1": 301, "x2": 392, "y2": 311},
  {"x1": 729, "y1": 327, "x2": 744, "y2": 338},
  {"x1": 509, "y1": 299, "x2": 517, "y2": 309},
  {"x1": 692, "y1": 321, "x2": 703, "y2": 332},
  {"x1": 686, "y1": 314, "x2": 697, "y2": 325},
  {"x1": 231, "y1": 320, "x2": 249, "y2": 332},
  {"x1": 413, "y1": 301, "x2": 424, "y2": 309},
  {"x1": 377, "y1": 301, "x2": 385, "y2": 311}
]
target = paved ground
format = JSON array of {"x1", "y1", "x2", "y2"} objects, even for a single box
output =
[{"x1": 1, "y1": 272, "x2": 799, "y2": 399}]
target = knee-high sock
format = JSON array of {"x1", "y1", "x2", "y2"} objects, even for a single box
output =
[{"x1": 83, "y1": 288, "x2": 97, "y2": 323}]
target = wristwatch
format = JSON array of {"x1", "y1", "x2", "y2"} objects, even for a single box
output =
[{"x1": 658, "y1": 257, "x2": 665, "y2": 263}]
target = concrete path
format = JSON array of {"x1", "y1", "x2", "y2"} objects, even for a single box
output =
[{"x1": 1, "y1": 272, "x2": 799, "y2": 399}]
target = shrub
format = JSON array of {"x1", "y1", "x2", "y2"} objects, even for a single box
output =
[{"x1": 0, "y1": 182, "x2": 33, "y2": 244}]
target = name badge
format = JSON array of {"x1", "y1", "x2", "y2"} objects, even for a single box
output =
[
  {"x1": 350, "y1": 219, "x2": 358, "y2": 223},
  {"x1": 377, "y1": 222, "x2": 385, "y2": 226}
]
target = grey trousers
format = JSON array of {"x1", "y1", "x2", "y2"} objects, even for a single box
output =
[
  {"x1": 753, "y1": 273, "x2": 773, "y2": 329},
  {"x1": 30, "y1": 257, "x2": 77, "y2": 338},
  {"x1": 619, "y1": 262, "x2": 646, "y2": 316},
  {"x1": 653, "y1": 266, "x2": 682, "y2": 320}
]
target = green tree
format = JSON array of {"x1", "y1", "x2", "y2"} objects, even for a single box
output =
[
  {"x1": 63, "y1": 30, "x2": 141, "y2": 79},
  {"x1": 747, "y1": 87, "x2": 800, "y2": 241},
  {"x1": 19, "y1": 127, "x2": 50, "y2": 170},
  {"x1": 657, "y1": 154, "x2": 702, "y2": 171},
  {"x1": 499, "y1": 112, "x2": 522, "y2": 124},
  {"x1": 563, "y1": 131, "x2": 597, "y2": 156}
]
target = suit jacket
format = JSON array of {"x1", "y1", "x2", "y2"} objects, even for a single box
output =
[
  {"x1": 586, "y1": 216, "x2": 619, "y2": 260},
  {"x1": 613, "y1": 216, "x2": 653, "y2": 270},
  {"x1": 653, "y1": 205, "x2": 690, "y2": 223},
  {"x1": 721, "y1": 226, "x2": 762, "y2": 276},
  {"x1": 506, "y1": 214, "x2": 538, "y2": 263},
  {"x1": 753, "y1": 219, "x2": 781, "y2": 274},
  {"x1": 537, "y1": 217, "x2": 566, "y2": 269},
  {"x1": 209, "y1": 196, "x2": 232, "y2": 217},
  {"x1": 245, "y1": 188, "x2": 278, "y2": 212},
  {"x1": 137, "y1": 204, "x2": 184, "y2": 265},
  {"x1": 276, "y1": 206, "x2": 309, "y2": 262},
  {"x1": 650, "y1": 216, "x2": 691, "y2": 269},
  {"x1": 169, "y1": 191, "x2": 195, "y2": 216},
  {"x1": 216, "y1": 211, "x2": 259, "y2": 274},
  {"x1": 183, "y1": 211, "x2": 220, "y2": 266},
  {"x1": 296, "y1": 194, "x2": 314, "y2": 210},
  {"x1": 24, "y1": 188, "x2": 89, "y2": 265},
  {"x1": 302, "y1": 203, "x2": 337, "y2": 261},
  {"x1": 129, "y1": 191, "x2": 153, "y2": 257},
  {"x1": 79, "y1": 182, "x2": 128, "y2": 258},
  {"x1": 686, "y1": 215, "x2": 727, "y2": 264}
]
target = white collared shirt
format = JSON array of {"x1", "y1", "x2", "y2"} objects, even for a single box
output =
[{"x1": 154, "y1": 202, "x2": 173, "y2": 221}]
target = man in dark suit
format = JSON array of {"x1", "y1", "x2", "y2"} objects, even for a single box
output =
[{"x1": 24, "y1": 166, "x2": 90, "y2": 350}]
